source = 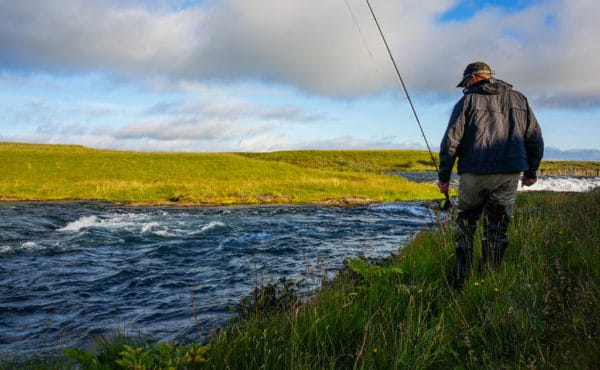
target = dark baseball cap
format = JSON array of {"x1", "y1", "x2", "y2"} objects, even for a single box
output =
[{"x1": 457, "y1": 61, "x2": 493, "y2": 87}]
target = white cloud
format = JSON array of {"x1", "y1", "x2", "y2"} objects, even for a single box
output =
[
  {"x1": 1, "y1": 0, "x2": 598, "y2": 105},
  {"x1": 115, "y1": 119, "x2": 237, "y2": 140},
  {"x1": 1, "y1": 0, "x2": 600, "y2": 155},
  {"x1": 237, "y1": 134, "x2": 292, "y2": 152},
  {"x1": 0, "y1": 0, "x2": 200, "y2": 73}
]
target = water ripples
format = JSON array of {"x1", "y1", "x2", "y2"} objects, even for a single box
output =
[{"x1": 0, "y1": 201, "x2": 437, "y2": 355}]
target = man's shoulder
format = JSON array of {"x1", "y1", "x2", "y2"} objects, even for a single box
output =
[
  {"x1": 495, "y1": 80, "x2": 529, "y2": 99},
  {"x1": 506, "y1": 88, "x2": 530, "y2": 106}
]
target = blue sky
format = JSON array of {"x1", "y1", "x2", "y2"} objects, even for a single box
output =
[{"x1": 1, "y1": 0, "x2": 599, "y2": 159}]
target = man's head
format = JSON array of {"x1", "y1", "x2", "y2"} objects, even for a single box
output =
[{"x1": 457, "y1": 61, "x2": 493, "y2": 88}]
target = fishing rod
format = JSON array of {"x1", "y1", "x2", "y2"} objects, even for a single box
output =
[{"x1": 364, "y1": 0, "x2": 451, "y2": 209}]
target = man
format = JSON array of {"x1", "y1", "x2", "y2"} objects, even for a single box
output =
[{"x1": 438, "y1": 61, "x2": 544, "y2": 287}]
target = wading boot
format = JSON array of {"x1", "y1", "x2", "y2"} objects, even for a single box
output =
[
  {"x1": 479, "y1": 204, "x2": 510, "y2": 271},
  {"x1": 455, "y1": 209, "x2": 480, "y2": 289}
]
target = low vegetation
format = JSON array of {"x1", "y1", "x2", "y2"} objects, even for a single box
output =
[
  {"x1": 2, "y1": 143, "x2": 598, "y2": 205},
  {"x1": 196, "y1": 190, "x2": 600, "y2": 369},
  {"x1": 0, "y1": 143, "x2": 441, "y2": 205},
  {"x1": 538, "y1": 160, "x2": 600, "y2": 176},
  {"x1": 235, "y1": 149, "x2": 437, "y2": 172}
]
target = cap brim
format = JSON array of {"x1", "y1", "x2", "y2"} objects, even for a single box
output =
[{"x1": 456, "y1": 76, "x2": 468, "y2": 88}]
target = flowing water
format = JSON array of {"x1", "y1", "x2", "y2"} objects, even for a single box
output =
[
  {"x1": 0, "y1": 201, "x2": 437, "y2": 355},
  {"x1": 2, "y1": 175, "x2": 597, "y2": 356},
  {"x1": 394, "y1": 172, "x2": 600, "y2": 192}
]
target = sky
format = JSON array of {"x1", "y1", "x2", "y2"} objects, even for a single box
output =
[{"x1": 1, "y1": 0, "x2": 599, "y2": 160}]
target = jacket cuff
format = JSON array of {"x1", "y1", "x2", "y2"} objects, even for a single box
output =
[
  {"x1": 438, "y1": 173, "x2": 451, "y2": 183},
  {"x1": 523, "y1": 170, "x2": 537, "y2": 179}
]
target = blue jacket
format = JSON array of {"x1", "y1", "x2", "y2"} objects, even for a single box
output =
[{"x1": 438, "y1": 79, "x2": 544, "y2": 183}]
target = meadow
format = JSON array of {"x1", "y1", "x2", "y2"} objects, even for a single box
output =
[
  {"x1": 2, "y1": 142, "x2": 598, "y2": 205},
  {"x1": 0, "y1": 143, "x2": 441, "y2": 205}
]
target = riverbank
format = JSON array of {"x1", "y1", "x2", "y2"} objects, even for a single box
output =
[
  {"x1": 197, "y1": 191, "x2": 600, "y2": 369},
  {"x1": 3, "y1": 143, "x2": 600, "y2": 205},
  {"x1": 7, "y1": 190, "x2": 598, "y2": 369},
  {"x1": 0, "y1": 143, "x2": 443, "y2": 205}
]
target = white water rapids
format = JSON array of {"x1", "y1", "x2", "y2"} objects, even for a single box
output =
[
  {"x1": 517, "y1": 176, "x2": 600, "y2": 192},
  {"x1": 394, "y1": 172, "x2": 600, "y2": 193}
]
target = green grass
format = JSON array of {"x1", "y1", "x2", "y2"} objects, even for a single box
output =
[
  {"x1": 197, "y1": 191, "x2": 600, "y2": 369},
  {"x1": 235, "y1": 149, "x2": 438, "y2": 173},
  {"x1": 0, "y1": 143, "x2": 443, "y2": 205},
  {"x1": 539, "y1": 160, "x2": 600, "y2": 176},
  {"x1": 238, "y1": 150, "x2": 600, "y2": 176},
  {"x1": 3, "y1": 143, "x2": 598, "y2": 205}
]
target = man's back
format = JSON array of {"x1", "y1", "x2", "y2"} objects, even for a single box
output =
[{"x1": 439, "y1": 78, "x2": 543, "y2": 180}]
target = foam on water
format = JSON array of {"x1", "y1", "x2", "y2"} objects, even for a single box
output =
[
  {"x1": 518, "y1": 176, "x2": 600, "y2": 192},
  {"x1": 200, "y1": 221, "x2": 226, "y2": 233},
  {"x1": 58, "y1": 215, "x2": 99, "y2": 232},
  {"x1": 20, "y1": 241, "x2": 39, "y2": 250},
  {"x1": 394, "y1": 171, "x2": 600, "y2": 193},
  {"x1": 153, "y1": 229, "x2": 175, "y2": 237},
  {"x1": 141, "y1": 221, "x2": 160, "y2": 233},
  {"x1": 58, "y1": 213, "x2": 157, "y2": 233}
]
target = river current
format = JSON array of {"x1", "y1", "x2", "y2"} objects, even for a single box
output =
[
  {"x1": 0, "y1": 201, "x2": 436, "y2": 355},
  {"x1": 2, "y1": 174, "x2": 598, "y2": 356}
]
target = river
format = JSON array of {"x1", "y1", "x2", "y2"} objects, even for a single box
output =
[
  {"x1": 2, "y1": 174, "x2": 598, "y2": 356},
  {"x1": 0, "y1": 200, "x2": 436, "y2": 356}
]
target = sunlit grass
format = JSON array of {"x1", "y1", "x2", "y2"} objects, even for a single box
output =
[
  {"x1": 236, "y1": 149, "x2": 438, "y2": 172},
  {"x1": 0, "y1": 143, "x2": 443, "y2": 204},
  {"x1": 4, "y1": 143, "x2": 597, "y2": 206},
  {"x1": 199, "y1": 191, "x2": 600, "y2": 369}
]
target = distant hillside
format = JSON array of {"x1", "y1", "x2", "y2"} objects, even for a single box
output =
[{"x1": 544, "y1": 147, "x2": 600, "y2": 161}]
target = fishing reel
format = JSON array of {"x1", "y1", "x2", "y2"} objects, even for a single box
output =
[{"x1": 439, "y1": 193, "x2": 453, "y2": 211}]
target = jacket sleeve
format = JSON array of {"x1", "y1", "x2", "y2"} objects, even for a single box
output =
[
  {"x1": 523, "y1": 101, "x2": 544, "y2": 178},
  {"x1": 438, "y1": 98, "x2": 466, "y2": 183}
]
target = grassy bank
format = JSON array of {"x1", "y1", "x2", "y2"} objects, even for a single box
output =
[
  {"x1": 235, "y1": 149, "x2": 437, "y2": 173},
  {"x1": 2, "y1": 143, "x2": 599, "y2": 205},
  {"x1": 538, "y1": 160, "x2": 600, "y2": 176},
  {"x1": 197, "y1": 191, "x2": 600, "y2": 369},
  {"x1": 0, "y1": 143, "x2": 442, "y2": 205},
  {"x1": 10, "y1": 190, "x2": 598, "y2": 369}
]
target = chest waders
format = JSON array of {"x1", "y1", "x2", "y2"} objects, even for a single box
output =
[
  {"x1": 453, "y1": 172, "x2": 519, "y2": 288},
  {"x1": 455, "y1": 204, "x2": 510, "y2": 288}
]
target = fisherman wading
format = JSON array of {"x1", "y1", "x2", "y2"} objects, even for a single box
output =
[{"x1": 438, "y1": 62, "x2": 544, "y2": 289}]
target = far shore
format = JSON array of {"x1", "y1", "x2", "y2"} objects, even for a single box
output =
[{"x1": 2, "y1": 142, "x2": 599, "y2": 206}]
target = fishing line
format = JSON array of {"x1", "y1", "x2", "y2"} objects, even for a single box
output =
[
  {"x1": 364, "y1": 0, "x2": 438, "y2": 173},
  {"x1": 345, "y1": 0, "x2": 372, "y2": 56},
  {"x1": 364, "y1": 0, "x2": 451, "y2": 208}
]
